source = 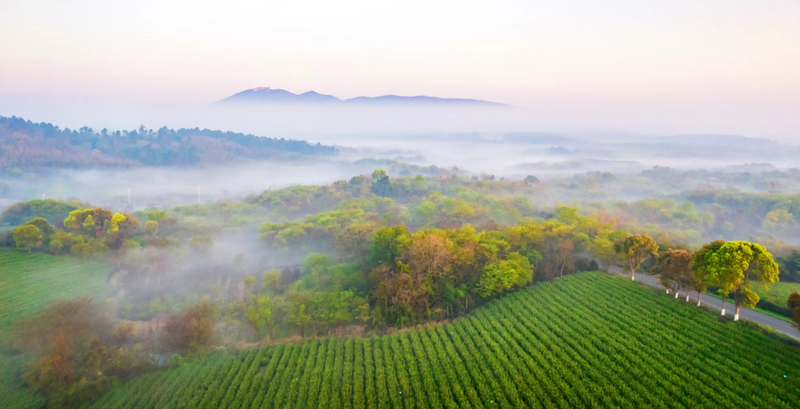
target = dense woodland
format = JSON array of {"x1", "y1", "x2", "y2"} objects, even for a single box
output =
[
  {"x1": 2, "y1": 169, "x2": 800, "y2": 408},
  {"x1": 0, "y1": 116, "x2": 337, "y2": 170}
]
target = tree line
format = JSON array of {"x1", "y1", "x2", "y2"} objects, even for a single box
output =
[{"x1": 0, "y1": 115, "x2": 337, "y2": 169}]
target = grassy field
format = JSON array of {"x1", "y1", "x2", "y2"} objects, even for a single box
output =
[
  {"x1": 0, "y1": 248, "x2": 115, "y2": 409},
  {"x1": 752, "y1": 281, "x2": 800, "y2": 316},
  {"x1": 708, "y1": 281, "x2": 800, "y2": 319},
  {"x1": 88, "y1": 272, "x2": 800, "y2": 409}
]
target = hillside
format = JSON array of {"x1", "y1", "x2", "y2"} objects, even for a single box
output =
[
  {"x1": 0, "y1": 116, "x2": 338, "y2": 169},
  {"x1": 87, "y1": 272, "x2": 800, "y2": 409},
  {"x1": 0, "y1": 248, "x2": 115, "y2": 409}
]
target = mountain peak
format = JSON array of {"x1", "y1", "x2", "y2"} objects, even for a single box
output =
[{"x1": 216, "y1": 88, "x2": 508, "y2": 107}]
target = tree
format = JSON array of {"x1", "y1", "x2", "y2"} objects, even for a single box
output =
[
  {"x1": 160, "y1": 301, "x2": 218, "y2": 355},
  {"x1": 653, "y1": 249, "x2": 692, "y2": 300},
  {"x1": 13, "y1": 224, "x2": 42, "y2": 253},
  {"x1": 82, "y1": 214, "x2": 96, "y2": 236},
  {"x1": 190, "y1": 236, "x2": 214, "y2": 253},
  {"x1": 523, "y1": 175, "x2": 540, "y2": 185},
  {"x1": 245, "y1": 296, "x2": 273, "y2": 342},
  {"x1": 25, "y1": 217, "x2": 55, "y2": 245},
  {"x1": 143, "y1": 220, "x2": 159, "y2": 237},
  {"x1": 690, "y1": 240, "x2": 724, "y2": 308},
  {"x1": 590, "y1": 236, "x2": 616, "y2": 271},
  {"x1": 552, "y1": 237, "x2": 575, "y2": 277},
  {"x1": 370, "y1": 225, "x2": 411, "y2": 266},
  {"x1": 64, "y1": 208, "x2": 112, "y2": 236},
  {"x1": 333, "y1": 222, "x2": 376, "y2": 262},
  {"x1": 371, "y1": 171, "x2": 394, "y2": 197},
  {"x1": 706, "y1": 241, "x2": 779, "y2": 320},
  {"x1": 789, "y1": 292, "x2": 800, "y2": 331},
  {"x1": 614, "y1": 234, "x2": 658, "y2": 281},
  {"x1": 50, "y1": 231, "x2": 83, "y2": 255},
  {"x1": 17, "y1": 298, "x2": 151, "y2": 409},
  {"x1": 288, "y1": 303, "x2": 312, "y2": 338},
  {"x1": 478, "y1": 252, "x2": 533, "y2": 298},
  {"x1": 262, "y1": 270, "x2": 282, "y2": 294}
]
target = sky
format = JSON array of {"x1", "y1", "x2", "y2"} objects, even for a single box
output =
[{"x1": 0, "y1": 0, "x2": 798, "y2": 141}]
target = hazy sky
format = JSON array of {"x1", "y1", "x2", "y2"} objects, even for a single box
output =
[{"x1": 1, "y1": 0, "x2": 798, "y2": 141}]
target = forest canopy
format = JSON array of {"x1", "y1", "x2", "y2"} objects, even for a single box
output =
[{"x1": 0, "y1": 116, "x2": 338, "y2": 169}]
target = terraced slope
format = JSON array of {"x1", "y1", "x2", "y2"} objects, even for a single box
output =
[{"x1": 88, "y1": 272, "x2": 800, "y2": 409}]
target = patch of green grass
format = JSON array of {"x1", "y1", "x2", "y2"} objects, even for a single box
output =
[
  {"x1": 0, "y1": 248, "x2": 115, "y2": 409},
  {"x1": 753, "y1": 281, "x2": 800, "y2": 311}
]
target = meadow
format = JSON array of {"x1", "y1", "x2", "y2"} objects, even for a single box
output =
[
  {"x1": 87, "y1": 272, "x2": 800, "y2": 409},
  {"x1": 751, "y1": 281, "x2": 800, "y2": 317}
]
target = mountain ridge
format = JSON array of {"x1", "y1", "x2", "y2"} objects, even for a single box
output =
[{"x1": 217, "y1": 87, "x2": 509, "y2": 107}]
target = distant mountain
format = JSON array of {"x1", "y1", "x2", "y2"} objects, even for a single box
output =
[
  {"x1": 217, "y1": 87, "x2": 508, "y2": 107},
  {"x1": 502, "y1": 132, "x2": 573, "y2": 144}
]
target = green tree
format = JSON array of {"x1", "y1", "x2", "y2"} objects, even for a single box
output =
[
  {"x1": 371, "y1": 169, "x2": 388, "y2": 180},
  {"x1": 262, "y1": 270, "x2": 282, "y2": 294},
  {"x1": 690, "y1": 240, "x2": 724, "y2": 308},
  {"x1": 706, "y1": 241, "x2": 779, "y2": 320},
  {"x1": 478, "y1": 252, "x2": 533, "y2": 298},
  {"x1": 13, "y1": 224, "x2": 42, "y2": 253},
  {"x1": 523, "y1": 175, "x2": 540, "y2": 184},
  {"x1": 25, "y1": 217, "x2": 55, "y2": 245},
  {"x1": 370, "y1": 225, "x2": 411, "y2": 266},
  {"x1": 49, "y1": 231, "x2": 83, "y2": 255},
  {"x1": 614, "y1": 234, "x2": 658, "y2": 281},
  {"x1": 289, "y1": 303, "x2": 312, "y2": 338},
  {"x1": 788, "y1": 292, "x2": 800, "y2": 331}
]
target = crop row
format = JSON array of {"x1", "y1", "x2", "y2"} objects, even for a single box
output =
[{"x1": 88, "y1": 272, "x2": 800, "y2": 409}]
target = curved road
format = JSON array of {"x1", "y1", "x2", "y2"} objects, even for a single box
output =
[{"x1": 608, "y1": 267, "x2": 800, "y2": 342}]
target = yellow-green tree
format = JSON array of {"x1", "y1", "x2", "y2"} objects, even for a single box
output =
[
  {"x1": 614, "y1": 234, "x2": 658, "y2": 281},
  {"x1": 13, "y1": 224, "x2": 42, "y2": 253},
  {"x1": 143, "y1": 220, "x2": 159, "y2": 237},
  {"x1": 478, "y1": 252, "x2": 533, "y2": 298},
  {"x1": 24, "y1": 218, "x2": 55, "y2": 245},
  {"x1": 706, "y1": 240, "x2": 779, "y2": 320},
  {"x1": 590, "y1": 236, "x2": 616, "y2": 271}
]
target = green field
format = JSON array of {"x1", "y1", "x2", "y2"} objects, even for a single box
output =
[
  {"x1": 709, "y1": 281, "x2": 800, "y2": 319},
  {"x1": 0, "y1": 248, "x2": 114, "y2": 409},
  {"x1": 752, "y1": 281, "x2": 800, "y2": 317},
  {"x1": 87, "y1": 272, "x2": 800, "y2": 409}
]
